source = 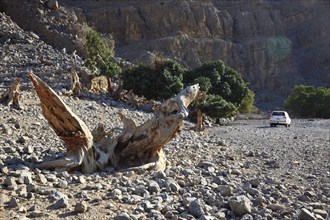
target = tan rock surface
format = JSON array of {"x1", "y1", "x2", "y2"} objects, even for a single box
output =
[{"x1": 1, "y1": 0, "x2": 329, "y2": 108}]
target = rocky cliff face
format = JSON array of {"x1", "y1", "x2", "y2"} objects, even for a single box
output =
[{"x1": 1, "y1": 0, "x2": 329, "y2": 109}]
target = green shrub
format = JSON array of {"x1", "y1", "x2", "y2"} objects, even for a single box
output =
[
  {"x1": 100, "y1": 62, "x2": 122, "y2": 78},
  {"x1": 185, "y1": 60, "x2": 254, "y2": 118},
  {"x1": 122, "y1": 59, "x2": 186, "y2": 100},
  {"x1": 193, "y1": 77, "x2": 212, "y2": 93},
  {"x1": 239, "y1": 89, "x2": 257, "y2": 113},
  {"x1": 192, "y1": 94, "x2": 237, "y2": 118},
  {"x1": 85, "y1": 30, "x2": 121, "y2": 77},
  {"x1": 184, "y1": 61, "x2": 224, "y2": 87},
  {"x1": 285, "y1": 85, "x2": 330, "y2": 118}
]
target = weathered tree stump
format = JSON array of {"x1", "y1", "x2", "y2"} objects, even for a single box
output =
[
  {"x1": 89, "y1": 75, "x2": 109, "y2": 93},
  {"x1": 63, "y1": 68, "x2": 82, "y2": 96},
  {"x1": 0, "y1": 78, "x2": 21, "y2": 109},
  {"x1": 195, "y1": 109, "x2": 205, "y2": 132},
  {"x1": 28, "y1": 70, "x2": 200, "y2": 173}
]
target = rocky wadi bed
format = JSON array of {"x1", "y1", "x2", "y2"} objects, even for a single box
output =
[{"x1": 0, "y1": 11, "x2": 330, "y2": 220}]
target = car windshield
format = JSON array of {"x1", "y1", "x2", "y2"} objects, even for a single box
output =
[{"x1": 272, "y1": 112, "x2": 285, "y2": 116}]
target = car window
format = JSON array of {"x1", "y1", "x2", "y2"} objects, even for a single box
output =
[{"x1": 272, "y1": 112, "x2": 285, "y2": 116}]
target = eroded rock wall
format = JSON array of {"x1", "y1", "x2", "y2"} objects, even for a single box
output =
[{"x1": 1, "y1": 0, "x2": 329, "y2": 108}]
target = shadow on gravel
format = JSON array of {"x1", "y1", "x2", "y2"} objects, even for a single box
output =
[
  {"x1": 256, "y1": 125, "x2": 272, "y2": 129},
  {"x1": 58, "y1": 211, "x2": 77, "y2": 218}
]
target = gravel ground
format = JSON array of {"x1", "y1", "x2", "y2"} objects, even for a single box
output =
[{"x1": 0, "y1": 91, "x2": 329, "y2": 220}]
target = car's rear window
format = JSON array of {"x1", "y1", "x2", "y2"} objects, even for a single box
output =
[{"x1": 272, "y1": 112, "x2": 285, "y2": 116}]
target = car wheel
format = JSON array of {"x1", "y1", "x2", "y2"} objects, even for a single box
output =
[{"x1": 270, "y1": 124, "x2": 273, "y2": 127}]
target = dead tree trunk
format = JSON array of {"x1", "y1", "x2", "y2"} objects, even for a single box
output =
[
  {"x1": 63, "y1": 68, "x2": 81, "y2": 96},
  {"x1": 28, "y1": 71, "x2": 96, "y2": 173},
  {"x1": 0, "y1": 78, "x2": 21, "y2": 109},
  {"x1": 195, "y1": 109, "x2": 205, "y2": 132},
  {"x1": 28, "y1": 70, "x2": 200, "y2": 173}
]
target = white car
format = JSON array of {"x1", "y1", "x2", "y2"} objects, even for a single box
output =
[{"x1": 269, "y1": 111, "x2": 291, "y2": 127}]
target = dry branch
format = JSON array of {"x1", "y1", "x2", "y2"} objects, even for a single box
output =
[
  {"x1": 0, "y1": 78, "x2": 21, "y2": 109},
  {"x1": 29, "y1": 70, "x2": 200, "y2": 173}
]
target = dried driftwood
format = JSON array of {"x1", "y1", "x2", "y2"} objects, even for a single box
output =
[
  {"x1": 28, "y1": 71, "x2": 200, "y2": 173},
  {"x1": 0, "y1": 78, "x2": 21, "y2": 109}
]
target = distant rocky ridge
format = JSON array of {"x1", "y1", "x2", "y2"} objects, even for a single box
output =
[{"x1": 1, "y1": 0, "x2": 329, "y2": 110}]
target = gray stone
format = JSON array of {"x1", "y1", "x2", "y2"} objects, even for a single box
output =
[
  {"x1": 23, "y1": 145, "x2": 34, "y2": 154},
  {"x1": 27, "y1": 192, "x2": 35, "y2": 200},
  {"x1": 75, "y1": 201, "x2": 88, "y2": 213},
  {"x1": 245, "y1": 187, "x2": 261, "y2": 196},
  {"x1": 183, "y1": 197, "x2": 196, "y2": 207},
  {"x1": 198, "y1": 215, "x2": 219, "y2": 220},
  {"x1": 28, "y1": 211, "x2": 49, "y2": 218},
  {"x1": 313, "y1": 209, "x2": 327, "y2": 219},
  {"x1": 8, "y1": 197, "x2": 18, "y2": 208},
  {"x1": 309, "y1": 202, "x2": 325, "y2": 209},
  {"x1": 134, "y1": 187, "x2": 149, "y2": 196},
  {"x1": 17, "y1": 136, "x2": 29, "y2": 144},
  {"x1": 18, "y1": 171, "x2": 33, "y2": 185},
  {"x1": 217, "y1": 185, "x2": 233, "y2": 197},
  {"x1": 1, "y1": 123, "x2": 12, "y2": 135},
  {"x1": 114, "y1": 212, "x2": 133, "y2": 220},
  {"x1": 57, "y1": 179, "x2": 68, "y2": 188},
  {"x1": 197, "y1": 161, "x2": 216, "y2": 168},
  {"x1": 241, "y1": 214, "x2": 254, "y2": 220},
  {"x1": 155, "y1": 171, "x2": 167, "y2": 179},
  {"x1": 48, "y1": 191, "x2": 67, "y2": 202},
  {"x1": 298, "y1": 208, "x2": 316, "y2": 220},
  {"x1": 16, "y1": 186, "x2": 28, "y2": 197},
  {"x1": 304, "y1": 191, "x2": 317, "y2": 198},
  {"x1": 165, "y1": 178, "x2": 181, "y2": 192},
  {"x1": 148, "y1": 181, "x2": 160, "y2": 194},
  {"x1": 0, "y1": 166, "x2": 9, "y2": 174},
  {"x1": 141, "y1": 200, "x2": 158, "y2": 212},
  {"x1": 111, "y1": 188, "x2": 122, "y2": 200},
  {"x1": 37, "y1": 173, "x2": 48, "y2": 184},
  {"x1": 5, "y1": 176, "x2": 17, "y2": 188},
  {"x1": 46, "y1": 174, "x2": 57, "y2": 182},
  {"x1": 50, "y1": 197, "x2": 69, "y2": 209},
  {"x1": 230, "y1": 168, "x2": 242, "y2": 175},
  {"x1": 35, "y1": 187, "x2": 53, "y2": 195},
  {"x1": 78, "y1": 175, "x2": 86, "y2": 184},
  {"x1": 297, "y1": 194, "x2": 310, "y2": 202},
  {"x1": 249, "y1": 178, "x2": 261, "y2": 187},
  {"x1": 267, "y1": 203, "x2": 285, "y2": 212},
  {"x1": 47, "y1": 0, "x2": 59, "y2": 10},
  {"x1": 189, "y1": 199, "x2": 205, "y2": 218},
  {"x1": 229, "y1": 195, "x2": 251, "y2": 217}
]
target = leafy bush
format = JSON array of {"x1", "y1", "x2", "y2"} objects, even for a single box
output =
[
  {"x1": 285, "y1": 85, "x2": 330, "y2": 118},
  {"x1": 85, "y1": 30, "x2": 121, "y2": 77},
  {"x1": 122, "y1": 58, "x2": 254, "y2": 118},
  {"x1": 193, "y1": 94, "x2": 237, "y2": 118},
  {"x1": 193, "y1": 77, "x2": 212, "y2": 93},
  {"x1": 122, "y1": 59, "x2": 186, "y2": 100},
  {"x1": 185, "y1": 60, "x2": 254, "y2": 118},
  {"x1": 238, "y1": 89, "x2": 257, "y2": 113}
]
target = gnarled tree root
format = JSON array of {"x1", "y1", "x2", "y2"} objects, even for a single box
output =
[{"x1": 28, "y1": 70, "x2": 200, "y2": 174}]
